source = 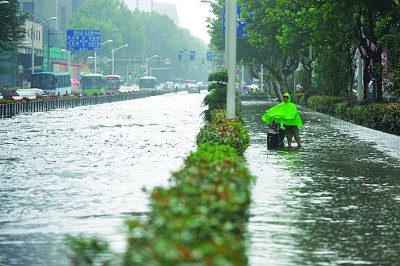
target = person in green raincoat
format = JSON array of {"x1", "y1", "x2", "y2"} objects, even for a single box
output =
[{"x1": 262, "y1": 92, "x2": 302, "y2": 148}]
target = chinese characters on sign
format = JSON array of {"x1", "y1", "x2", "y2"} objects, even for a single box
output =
[{"x1": 67, "y1": 30, "x2": 101, "y2": 51}]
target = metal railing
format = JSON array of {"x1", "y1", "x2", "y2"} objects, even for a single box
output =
[{"x1": 0, "y1": 91, "x2": 165, "y2": 118}]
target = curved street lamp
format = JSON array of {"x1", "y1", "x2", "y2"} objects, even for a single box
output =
[
  {"x1": 0, "y1": 1, "x2": 10, "y2": 4},
  {"x1": 145, "y1": 54, "x2": 158, "y2": 76},
  {"x1": 111, "y1": 44, "x2": 128, "y2": 75},
  {"x1": 31, "y1": 17, "x2": 58, "y2": 74},
  {"x1": 94, "y1": 39, "x2": 113, "y2": 73}
]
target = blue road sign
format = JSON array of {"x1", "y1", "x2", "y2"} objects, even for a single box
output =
[
  {"x1": 190, "y1": 51, "x2": 196, "y2": 61},
  {"x1": 222, "y1": 5, "x2": 253, "y2": 38},
  {"x1": 67, "y1": 30, "x2": 101, "y2": 51},
  {"x1": 207, "y1": 51, "x2": 213, "y2": 61},
  {"x1": 178, "y1": 50, "x2": 183, "y2": 60}
]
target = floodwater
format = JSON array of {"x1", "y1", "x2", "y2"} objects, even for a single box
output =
[
  {"x1": 243, "y1": 100, "x2": 400, "y2": 266},
  {"x1": 0, "y1": 92, "x2": 205, "y2": 266},
  {"x1": 1, "y1": 94, "x2": 400, "y2": 266}
]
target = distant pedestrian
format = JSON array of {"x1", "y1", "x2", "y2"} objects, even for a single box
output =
[{"x1": 262, "y1": 92, "x2": 303, "y2": 148}]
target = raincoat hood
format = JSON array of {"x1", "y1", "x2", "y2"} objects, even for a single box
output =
[
  {"x1": 261, "y1": 93, "x2": 303, "y2": 129},
  {"x1": 283, "y1": 92, "x2": 291, "y2": 101}
]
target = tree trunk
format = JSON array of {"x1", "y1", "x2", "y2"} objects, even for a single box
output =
[{"x1": 363, "y1": 61, "x2": 370, "y2": 100}]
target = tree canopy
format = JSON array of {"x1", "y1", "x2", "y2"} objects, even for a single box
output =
[
  {"x1": 0, "y1": 1, "x2": 29, "y2": 51},
  {"x1": 207, "y1": 0, "x2": 400, "y2": 100},
  {"x1": 69, "y1": 0, "x2": 209, "y2": 82}
]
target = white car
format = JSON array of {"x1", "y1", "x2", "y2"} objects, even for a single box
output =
[{"x1": 15, "y1": 88, "x2": 46, "y2": 99}]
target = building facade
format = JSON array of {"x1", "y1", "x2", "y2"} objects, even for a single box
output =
[{"x1": 2, "y1": 0, "x2": 85, "y2": 87}]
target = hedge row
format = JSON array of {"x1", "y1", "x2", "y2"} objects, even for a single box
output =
[
  {"x1": 67, "y1": 109, "x2": 254, "y2": 265},
  {"x1": 336, "y1": 101, "x2": 400, "y2": 135},
  {"x1": 299, "y1": 94, "x2": 400, "y2": 136}
]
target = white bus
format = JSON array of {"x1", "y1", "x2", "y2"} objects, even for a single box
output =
[
  {"x1": 138, "y1": 76, "x2": 157, "y2": 91},
  {"x1": 30, "y1": 72, "x2": 71, "y2": 96}
]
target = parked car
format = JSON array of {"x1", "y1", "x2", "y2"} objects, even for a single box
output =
[
  {"x1": 15, "y1": 89, "x2": 46, "y2": 100},
  {"x1": 6, "y1": 91, "x2": 23, "y2": 101}
]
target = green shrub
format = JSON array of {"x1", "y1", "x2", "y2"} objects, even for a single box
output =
[
  {"x1": 291, "y1": 92, "x2": 304, "y2": 104},
  {"x1": 196, "y1": 110, "x2": 250, "y2": 156},
  {"x1": 326, "y1": 99, "x2": 400, "y2": 135},
  {"x1": 66, "y1": 235, "x2": 118, "y2": 266},
  {"x1": 0, "y1": 99, "x2": 13, "y2": 104},
  {"x1": 335, "y1": 101, "x2": 350, "y2": 121},
  {"x1": 307, "y1": 95, "x2": 346, "y2": 115},
  {"x1": 201, "y1": 70, "x2": 228, "y2": 122},
  {"x1": 201, "y1": 70, "x2": 241, "y2": 123},
  {"x1": 123, "y1": 144, "x2": 254, "y2": 265},
  {"x1": 67, "y1": 143, "x2": 255, "y2": 266}
]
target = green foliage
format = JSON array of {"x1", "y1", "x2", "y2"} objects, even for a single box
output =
[
  {"x1": 122, "y1": 144, "x2": 254, "y2": 265},
  {"x1": 307, "y1": 95, "x2": 346, "y2": 115},
  {"x1": 69, "y1": 0, "x2": 208, "y2": 80},
  {"x1": 0, "y1": 1, "x2": 28, "y2": 51},
  {"x1": 317, "y1": 98, "x2": 400, "y2": 135},
  {"x1": 196, "y1": 110, "x2": 250, "y2": 156},
  {"x1": 291, "y1": 93, "x2": 304, "y2": 104},
  {"x1": 313, "y1": 46, "x2": 355, "y2": 96},
  {"x1": 202, "y1": 70, "x2": 228, "y2": 123},
  {"x1": 360, "y1": 103, "x2": 400, "y2": 134},
  {"x1": 66, "y1": 109, "x2": 254, "y2": 265},
  {"x1": 66, "y1": 235, "x2": 118, "y2": 266},
  {"x1": 390, "y1": 61, "x2": 400, "y2": 98},
  {"x1": 335, "y1": 102, "x2": 352, "y2": 121},
  {"x1": 206, "y1": 0, "x2": 400, "y2": 102},
  {"x1": 201, "y1": 70, "x2": 242, "y2": 123}
]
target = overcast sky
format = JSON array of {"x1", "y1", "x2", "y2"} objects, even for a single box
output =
[{"x1": 156, "y1": 0, "x2": 215, "y2": 44}]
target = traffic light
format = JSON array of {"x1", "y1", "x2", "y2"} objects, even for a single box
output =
[{"x1": 128, "y1": 72, "x2": 133, "y2": 80}]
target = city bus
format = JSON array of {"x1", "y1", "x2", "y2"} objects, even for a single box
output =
[
  {"x1": 138, "y1": 76, "x2": 157, "y2": 91},
  {"x1": 30, "y1": 72, "x2": 71, "y2": 96},
  {"x1": 81, "y1": 74, "x2": 107, "y2": 96},
  {"x1": 106, "y1": 75, "x2": 123, "y2": 94}
]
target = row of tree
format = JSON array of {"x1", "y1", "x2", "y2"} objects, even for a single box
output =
[
  {"x1": 0, "y1": 0, "x2": 210, "y2": 83},
  {"x1": 69, "y1": 0, "x2": 210, "y2": 81},
  {"x1": 207, "y1": 0, "x2": 400, "y2": 101}
]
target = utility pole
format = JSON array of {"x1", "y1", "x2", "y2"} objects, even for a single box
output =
[{"x1": 226, "y1": 0, "x2": 237, "y2": 118}]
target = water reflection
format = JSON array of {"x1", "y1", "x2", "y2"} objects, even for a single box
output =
[{"x1": 243, "y1": 100, "x2": 400, "y2": 266}]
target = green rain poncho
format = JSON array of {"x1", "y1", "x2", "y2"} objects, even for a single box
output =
[{"x1": 261, "y1": 93, "x2": 303, "y2": 129}]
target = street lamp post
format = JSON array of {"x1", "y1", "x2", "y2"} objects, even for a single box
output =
[
  {"x1": 0, "y1": 1, "x2": 10, "y2": 4},
  {"x1": 145, "y1": 55, "x2": 158, "y2": 76},
  {"x1": 226, "y1": 0, "x2": 237, "y2": 118},
  {"x1": 111, "y1": 44, "x2": 128, "y2": 75},
  {"x1": 94, "y1": 39, "x2": 113, "y2": 73},
  {"x1": 31, "y1": 17, "x2": 57, "y2": 74}
]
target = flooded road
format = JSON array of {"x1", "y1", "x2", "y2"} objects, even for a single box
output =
[
  {"x1": 0, "y1": 92, "x2": 206, "y2": 266},
  {"x1": 243, "y1": 100, "x2": 400, "y2": 266},
  {"x1": 1, "y1": 94, "x2": 400, "y2": 265}
]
